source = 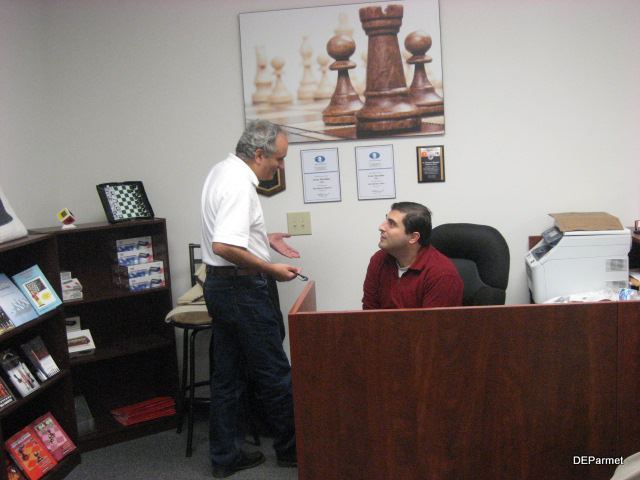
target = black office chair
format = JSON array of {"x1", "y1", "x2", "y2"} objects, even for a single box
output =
[{"x1": 430, "y1": 223, "x2": 510, "y2": 306}]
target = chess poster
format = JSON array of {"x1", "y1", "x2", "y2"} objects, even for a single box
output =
[{"x1": 239, "y1": 0, "x2": 443, "y2": 144}]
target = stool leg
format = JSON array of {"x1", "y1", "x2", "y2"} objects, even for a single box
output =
[
  {"x1": 186, "y1": 328, "x2": 200, "y2": 457},
  {"x1": 176, "y1": 328, "x2": 189, "y2": 435}
]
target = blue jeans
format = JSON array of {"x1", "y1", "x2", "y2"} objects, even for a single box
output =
[{"x1": 204, "y1": 273, "x2": 296, "y2": 466}]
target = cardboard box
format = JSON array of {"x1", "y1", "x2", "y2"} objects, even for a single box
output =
[
  {"x1": 549, "y1": 212, "x2": 624, "y2": 232},
  {"x1": 67, "y1": 329, "x2": 96, "y2": 357},
  {"x1": 112, "y1": 261, "x2": 165, "y2": 290},
  {"x1": 112, "y1": 236, "x2": 154, "y2": 266}
]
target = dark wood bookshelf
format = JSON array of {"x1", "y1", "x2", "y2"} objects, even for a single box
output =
[
  {"x1": 0, "y1": 234, "x2": 80, "y2": 480},
  {"x1": 30, "y1": 219, "x2": 179, "y2": 452}
]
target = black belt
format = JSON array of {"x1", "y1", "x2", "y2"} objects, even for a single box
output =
[{"x1": 206, "y1": 265, "x2": 262, "y2": 277}]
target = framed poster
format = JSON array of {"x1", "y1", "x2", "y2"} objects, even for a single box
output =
[
  {"x1": 239, "y1": 0, "x2": 444, "y2": 144},
  {"x1": 416, "y1": 145, "x2": 445, "y2": 183}
]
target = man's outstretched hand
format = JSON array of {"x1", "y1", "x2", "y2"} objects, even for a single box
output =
[{"x1": 268, "y1": 232, "x2": 300, "y2": 259}]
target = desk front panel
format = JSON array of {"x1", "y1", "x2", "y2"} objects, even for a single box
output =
[{"x1": 290, "y1": 303, "x2": 618, "y2": 480}]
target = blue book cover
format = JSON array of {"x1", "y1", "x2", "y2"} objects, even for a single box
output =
[
  {"x1": 11, "y1": 265, "x2": 62, "y2": 316},
  {"x1": 0, "y1": 273, "x2": 38, "y2": 327}
]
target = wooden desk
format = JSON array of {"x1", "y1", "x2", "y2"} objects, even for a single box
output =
[{"x1": 289, "y1": 282, "x2": 640, "y2": 480}]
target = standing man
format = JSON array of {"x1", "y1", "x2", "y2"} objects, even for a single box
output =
[
  {"x1": 363, "y1": 201, "x2": 463, "y2": 309},
  {"x1": 201, "y1": 120, "x2": 299, "y2": 478}
]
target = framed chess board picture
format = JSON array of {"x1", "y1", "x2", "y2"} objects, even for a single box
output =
[
  {"x1": 239, "y1": 0, "x2": 444, "y2": 144},
  {"x1": 96, "y1": 181, "x2": 155, "y2": 223}
]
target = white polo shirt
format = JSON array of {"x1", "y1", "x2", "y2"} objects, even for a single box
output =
[{"x1": 200, "y1": 153, "x2": 271, "y2": 267}]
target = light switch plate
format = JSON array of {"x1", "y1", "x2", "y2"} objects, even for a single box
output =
[{"x1": 287, "y1": 212, "x2": 312, "y2": 235}]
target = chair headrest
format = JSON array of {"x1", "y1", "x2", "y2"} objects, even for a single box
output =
[{"x1": 431, "y1": 223, "x2": 510, "y2": 290}]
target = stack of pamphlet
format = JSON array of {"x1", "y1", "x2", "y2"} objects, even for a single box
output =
[{"x1": 60, "y1": 271, "x2": 83, "y2": 302}]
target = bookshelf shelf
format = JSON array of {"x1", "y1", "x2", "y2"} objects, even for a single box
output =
[
  {"x1": 31, "y1": 219, "x2": 179, "y2": 452},
  {"x1": 0, "y1": 234, "x2": 80, "y2": 480}
]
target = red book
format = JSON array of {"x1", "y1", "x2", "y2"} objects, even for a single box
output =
[
  {"x1": 30, "y1": 412, "x2": 76, "y2": 461},
  {"x1": 110, "y1": 396, "x2": 175, "y2": 426},
  {"x1": 6, "y1": 459, "x2": 27, "y2": 480},
  {"x1": 5, "y1": 427, "x2": 57, "y2": 480},
  {"x1": 112, "y1": 406, "x2": 176, "y2": 426}
]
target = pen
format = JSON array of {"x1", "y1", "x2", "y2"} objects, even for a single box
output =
[{"x1": 296, "y1": 272, "x2": 309, "y2": 281}]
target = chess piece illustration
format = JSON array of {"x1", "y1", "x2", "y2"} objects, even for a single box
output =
[
  {"x1": 268, "y1": 57, "x2": 293, "y2": 105},
  {"x1": 322, "y1": 35, "x2": 363, "y2": 125},
  {"x1": 405, "y1": 31, "x2": 444, "y2": 116},
  {"x1": 354, "y1": 49, "x2": 368, "y2": 95},
  {"x1": 334, "y1": 12, "x2": 354, "y2": 37},
  {"x1": 356, "y1": 4, "x2": 421, "y2": 136},
  {"x1": 402, "y1": 49, "x2": 412, "y2": 85},
  {"x1": 297, "y1": 36, "x2": 317, "y2": 102},
  {"x1": 314, "y1": 54, "x2": 334, "y2": 100},
  {"x1": 252, "y1": 46, "x2": 271, "y2": 104}
]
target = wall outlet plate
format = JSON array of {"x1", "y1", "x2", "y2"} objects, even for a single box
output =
[{"x1": 287, "y1": 212, "x2": 312, "y2": 235}]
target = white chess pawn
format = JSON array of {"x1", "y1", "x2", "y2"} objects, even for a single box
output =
[
  {"x1": 334, "y1": 12, "x2": 353, "y2": 37},
  {"x1": 314, "y1": 54, "x2": 334, "y2": 100},
  {"x1": 297, "y1": 36, "x2": 317, "y2": 101},
  {"x1": 252, "y1": 46, "x2": 272, "y2": 104},
  {"x1": 269, "y1": 57, "x2": 293, "y2": 105}
]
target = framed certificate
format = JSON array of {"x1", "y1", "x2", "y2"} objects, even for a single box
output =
[
  {"x1": 355, "y1": 144, "x2": 396, "y2": 200},
  {"x1": 300, "y1": 148, "x2": 341, "y2": 203},
  {"x1": 416, "y1": 145, "x2": 445, "y2": 183}
]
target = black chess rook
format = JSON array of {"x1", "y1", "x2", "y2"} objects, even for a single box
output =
[{"x1": 356, "y1": 4, "x2": 421, "y2": 137}]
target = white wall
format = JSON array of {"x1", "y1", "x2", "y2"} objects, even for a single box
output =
[
  {"x1": 3, "y1": 0, "x2": 640, "y2": 356},
  {"x1": 0, "y1": 0, "x2": 58, "y2": 225}
]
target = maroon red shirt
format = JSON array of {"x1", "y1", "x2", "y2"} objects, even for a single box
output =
[{"x1": 362, "y1": 245, "x2": 463, "y2": 309}]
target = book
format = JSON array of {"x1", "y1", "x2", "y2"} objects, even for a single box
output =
[
  {"x1": 30, "y1": 412, "x2": 77, "y2": 461},
  {"x1": 110, "y1": 396, "x2": 176, "y2": 426},
  {"x1": 0, "y1": 376, "x2": 16, "y2": 411},
  {"x1": 0, "y1": 305, "x2": 16, "y2": 335},
  {"x1": 0, "y1": 274, "x2": 38, "y2": 328},
  {"x1": 5, "y1": 427, "x2": 57, "y2": 480},
  {"x1": 11, "y1": 266, "x2": 62, "y2": 316},
  {"x1": 66, "y1": 329, "x2": 95, "y2": 357},
  {"x1": 0, "y1": 350, "x2": 40, "y2": 397},
  {"x1": 20, "y1": 336, "x2": 60, "y2": 382},
  {"x1": 6, "y1": 459, "x2": 27, "y2": 480}
]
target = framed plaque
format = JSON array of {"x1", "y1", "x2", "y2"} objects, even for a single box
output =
[
  {"x1": 416, "y1": 145, "x2": 445, "y2": 183},
  {"x1": 257, "y1": 169, "x2": 286, "y2": 196}
]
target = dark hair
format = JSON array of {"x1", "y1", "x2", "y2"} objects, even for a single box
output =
[
  {"x1": 235, "y1": 120, "x2": 285, "y2": 161},
  {"x1": 391, "y1": 202, "x2": 432, "y2": 246}
]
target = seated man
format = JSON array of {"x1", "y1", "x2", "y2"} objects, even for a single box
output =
[{"x1": 363, "y1": 201, "x2": 463, "y2": 309}]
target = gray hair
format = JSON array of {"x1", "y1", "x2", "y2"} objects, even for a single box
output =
[{"x1": 235, "y1": 120, "x2": 285, "y2": 161}]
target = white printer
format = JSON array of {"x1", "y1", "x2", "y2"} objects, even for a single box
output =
[{"x1": 526, "y1": 227, "x2": 631, "y2": 303}]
